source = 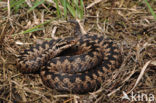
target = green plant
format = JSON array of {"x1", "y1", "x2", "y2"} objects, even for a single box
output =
[
  {"x1": 144, "y1": 0, "x2": 156, "y2": 20},
  {"x1": 10, "y1": 0, "x2": 85, "y2": 36},
  {"x1": 54, "y1": 0, "x2": 84, "y2": 19},
  {"x1": 10, "y1": 0, "x2": 27, "y2": 12},
  {"x1": 28, "y1": 0, "x2": 45, "y2": 12},
  {"x1": 13, "y1": 18, "x2": 58, "y2": 36},
  {"x1": 9, "y1": 0, "x2": 45, "y2": 13}
]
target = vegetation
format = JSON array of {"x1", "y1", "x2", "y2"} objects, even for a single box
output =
[{"x1": 0, "y1": 0, "x2": 155, "y2": 102}]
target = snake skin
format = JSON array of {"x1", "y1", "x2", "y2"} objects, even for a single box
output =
[{"x1": 17, "y1": 33, "x2": 122, "y2": 94}]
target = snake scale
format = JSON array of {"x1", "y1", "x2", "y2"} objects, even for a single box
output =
[{"x1": 16, "y1": 22, "x2": 122, "y2": 94}]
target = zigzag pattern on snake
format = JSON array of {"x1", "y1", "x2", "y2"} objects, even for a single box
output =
[{"x1": 17, "y1": 31, "x2": 122, "y2": 94}]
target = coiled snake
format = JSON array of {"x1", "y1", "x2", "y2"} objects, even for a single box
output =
[{"x1": 16, "y1": 22, "x2": 122, "y2": 94}]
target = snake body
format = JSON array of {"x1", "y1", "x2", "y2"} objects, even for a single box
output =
[{"x1": 17, "y1": 33, "x2": 122, "y2": 94}]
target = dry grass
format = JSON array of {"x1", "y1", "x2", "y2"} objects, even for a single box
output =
[{"x1": 0, "y1": 0, "x2": 156, "y2": 103}]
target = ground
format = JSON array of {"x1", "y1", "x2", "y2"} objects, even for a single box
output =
[{"x1": 0, "y1": 0, "x2": 156, "y2": 103}]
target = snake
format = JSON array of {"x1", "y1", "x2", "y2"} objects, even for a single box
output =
[{"x1": 16, "y1": 22, "x2": 122, "y2": 94}]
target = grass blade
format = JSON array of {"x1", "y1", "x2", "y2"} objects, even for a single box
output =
[
  {"x1": 13, "y1": 18, "x2": 58, "y2": 36},
  {"x1": 66, "y1": 1, "x2": 76, "y2": 17},
  {"x1": 28, "y1": 0, "x2": 45, "y2": 12},
  {"x1": 144, "y1": 0, "x2": 156, "y2": 20},
  {"x1": 54, "y1": 0, "x2": 61, "y2": 18},
  {"x1": 23, "y1": 28, "x2": 44, "y2": 34},
  {"x1": 9, "y1": 0, "x2": 25, "y2": 12},
  {"x1": 80, "y1": 0, "x2": 84, "y2": 19}
]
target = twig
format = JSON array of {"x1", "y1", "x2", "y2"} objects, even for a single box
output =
[
  {"x1": 86, "y1": 0, "x2": 104, "y2": 9},
  {"x1": 128, "y1": 60, "x2": 151, "y2": 94}
]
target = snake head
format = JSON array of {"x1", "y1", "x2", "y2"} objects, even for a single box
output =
[{"x1": 54, "y1": 37, "x2": 78, "y2": 50}]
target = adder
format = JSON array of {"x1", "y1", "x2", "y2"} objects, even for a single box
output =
[{"x1": 16, "y1": 21, "x2": 122, "y2": 94}]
